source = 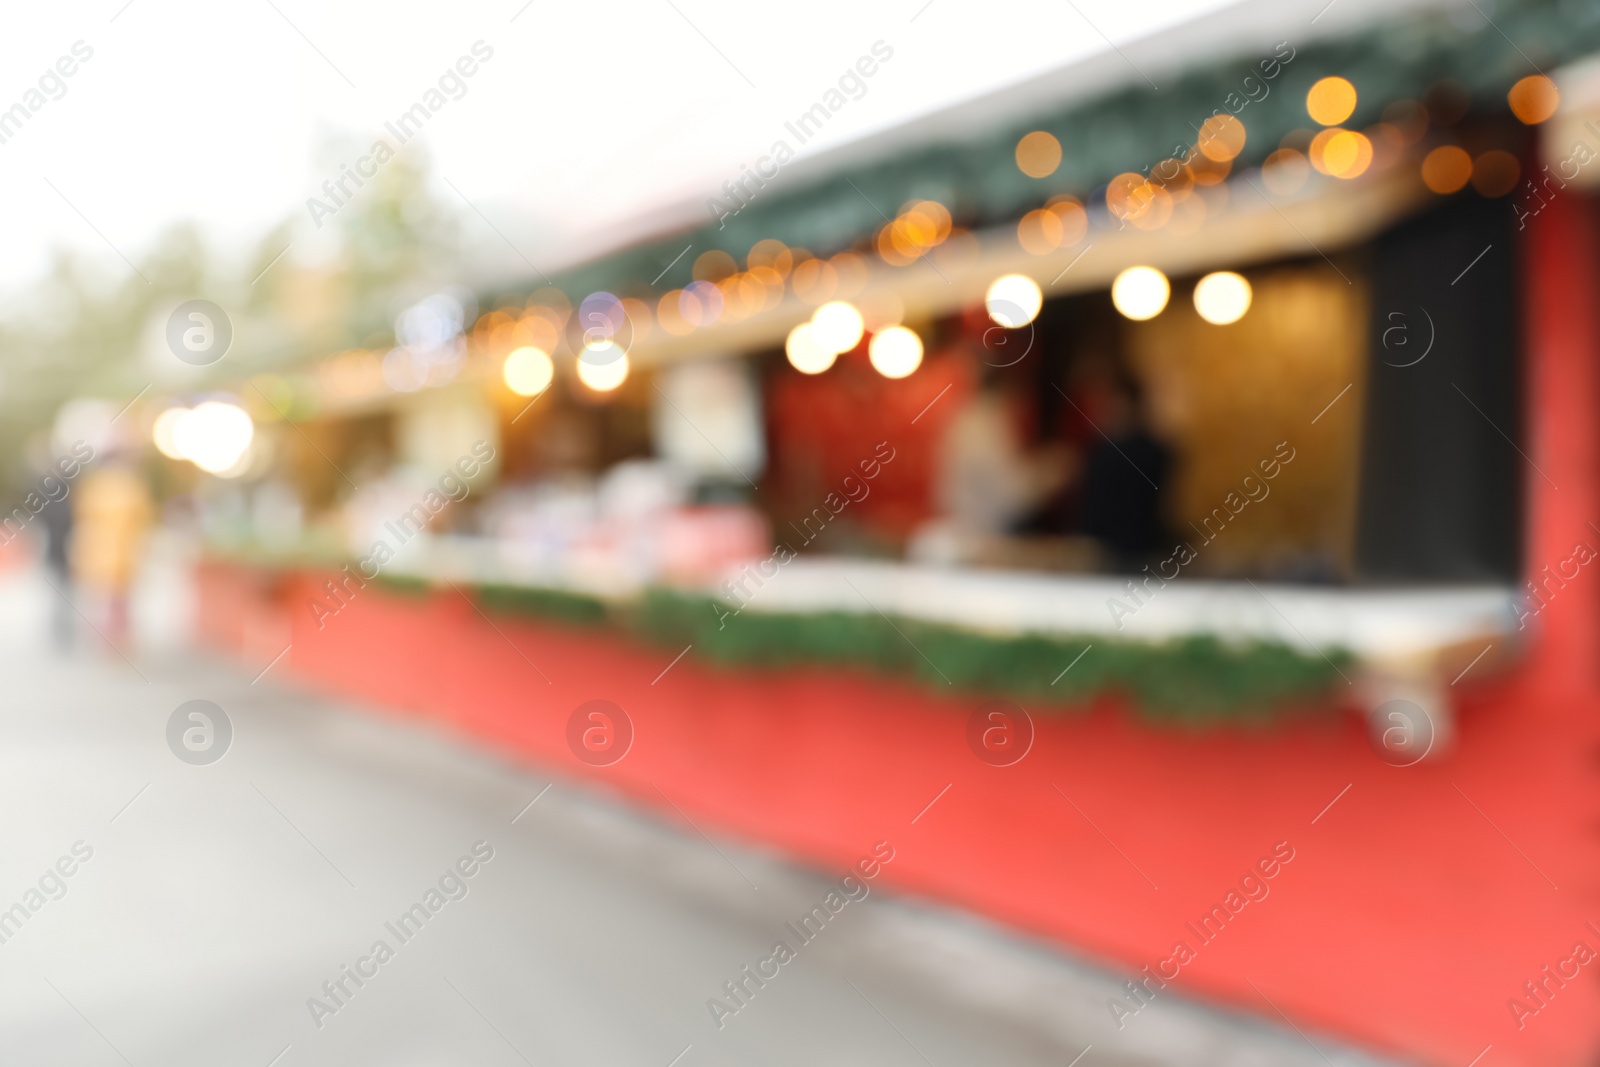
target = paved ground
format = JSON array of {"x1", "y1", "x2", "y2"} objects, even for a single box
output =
[{"x1": 0, "y1": 559, "x2": 1395, "y2": 1067}]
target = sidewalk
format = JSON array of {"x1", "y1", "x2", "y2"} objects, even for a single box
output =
[{"x1": 0, "y1": 563, "x2": 1391, "y2": 1067}]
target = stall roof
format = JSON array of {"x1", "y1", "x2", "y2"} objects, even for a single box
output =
[{"x1": 493, "y1": 0, "x2": 1598, "y2": 304}]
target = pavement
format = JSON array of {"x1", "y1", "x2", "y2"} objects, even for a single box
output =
[{"x1": 0, "y1": 555, "x2": 1397, "y2": 1067}]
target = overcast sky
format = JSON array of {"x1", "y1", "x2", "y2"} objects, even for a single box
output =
[{"x1": 0, "y1": 0, "x2": 1236, "y2": 294}]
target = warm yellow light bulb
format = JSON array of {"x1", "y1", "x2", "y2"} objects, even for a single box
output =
[
  {"x1": 1193, "y1": 272, "x2": 1252, "y2": 325},
  {"x1": 576, "y1": 343, "x2": 629, "y2": 391},
  {"x1": 811, "y1": 301, "x2": 865, "y2": 354},
  {"x1": 503, "y1": 346, "x2": 554, "y2": 397},
  {"x1": 786, "y1": 322, "x2": 837, "y2": 374},
  {"x1": 985, "y1": 274, "x2": 1043, "y2": 328},
  {"x1": 1111, "y1": 266, "x2": 1170, "y2": 321},
  {"x1": 1307, "y1": 77, "x2": 1357, "y2": 126},
  {"x1": 868, "y1": 326, "x2": 924, "y2": 379}
]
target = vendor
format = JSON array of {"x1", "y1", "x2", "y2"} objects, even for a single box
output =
[
  {"x1": 1078, "y1": 370, "x2": 1170, "y2": 572},
  {"x1": 934, "y1": 365, "x2": 1066, "y2": 539}
]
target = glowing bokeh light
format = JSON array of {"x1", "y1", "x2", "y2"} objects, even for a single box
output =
[
  {"x1": 868, "y1": 326, "x2": 924, "y2": 379},
  {"x1": 1111, "y1": 266, "x2": 1171, "y2": 321},
  {"x1": 1193, "y1": 272, "x2": 1253, "y2": 325},
  {"x1": 1508, "y1": 75, "x2": 1559, "y2": 125},
  {"x1": 503, "y1": 346, "x2": 555, "y2": 397},
  {"x1": 152, "y1": 407, "x2": 188, "y2": 459},
  {"x1": 1307, "y1": 77, "x2": 1357, "y2": 126},
  {"x1": 171, "y1": 401, "x2": 254, "y2": 474},
  {"x1": 811, "y1": 301, "x2": 865, "y2": 354},
  {"x1": 1015, "y1": 131, "x2": 1062, "y2": 178},
  {"x1": 985, "y1": 274, "x2": 1043, "y2": 328},
  {"x1": 1421, "y1": 145, "x2": 1473, "y2": 194},
  {"x1": 786, "y1": 322, "x2": 837, "y2": 374},
  {"x1": 576, "y1": 343, "x2": 629, "y2": 391}
]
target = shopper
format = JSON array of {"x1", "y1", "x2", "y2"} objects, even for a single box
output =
[{"x1": 71, "y1": 454, "x2": 152, "y2": 649}]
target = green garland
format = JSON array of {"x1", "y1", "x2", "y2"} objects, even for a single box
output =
[
  {"x1": 206, "y1": 543, "x2": 1352, "y2": 721},
  {"x1": 372, "y1": 572, "x2": 433, "y2": 598},
  {"x1": 462, "y1": 582, "x2": 1352, "y2": 723},
  {"x1": 474, "y1": 582, "x2": 611, "y2": 627}
]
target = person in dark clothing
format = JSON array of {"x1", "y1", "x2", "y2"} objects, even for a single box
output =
[
  {"x1": 1078, "y1": 373, "x2": 1171, "y2": 573},
  {"x1": 39, "y1": 491, "x2": 75, "y2": 650}
]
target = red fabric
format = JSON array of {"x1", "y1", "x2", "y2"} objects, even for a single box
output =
[{"x1": 766, "y1": 344, "x2": 972, "y2": 539}]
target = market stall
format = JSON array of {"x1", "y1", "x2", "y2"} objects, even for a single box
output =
[{"x1": 161, "y1": 1, "x2": 1600, "y2": 1062}]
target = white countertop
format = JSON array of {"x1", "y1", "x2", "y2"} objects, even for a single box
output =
[{"x1": 390, "y1": 535, "x2": 1521, "y2": 661}]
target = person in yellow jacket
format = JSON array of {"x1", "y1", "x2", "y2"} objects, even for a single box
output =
[{"x1": 71, "y1": 457, "x2": 153, "y2": 646}]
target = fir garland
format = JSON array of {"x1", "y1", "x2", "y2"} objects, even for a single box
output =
[{"x1": 473, "y1": 584, "x2": 1353, "y2": 722}]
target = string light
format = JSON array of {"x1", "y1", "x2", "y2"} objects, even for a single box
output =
[
  {"x1": 786, "y1": 322, "x2": 837, "y2": 374},
  {"x1": 1193, "y1": 272, "x2": 1252, "y2": 325},
  {"x1": 576, "y1": 342, "x2": 629, "y2": 391},
  {"x1": 503, "y1": 346, "x2": 554, "y2": 397},
  {"x1": 985, "y1": 275, "x2": 1043, "y2": 328},
  {"x1": 169, "y1": 401, "x2": 254, "y2": 474},
  {"x1": 1307, "y1": 77, "x2": 1357, "y2": 126},
  {"x1": 1111, "y1": 266, "x2": 1170, "y2": 321},
  {"x1": 868, "y1": 326, "x2": 924, "y2": 379},
  {"x1": 811, "y1": 301, "x2": 865, "y2": 354}
]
